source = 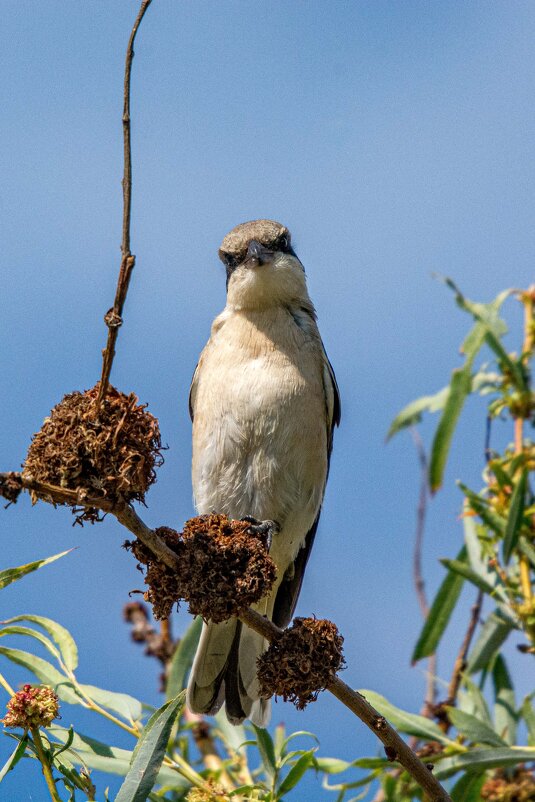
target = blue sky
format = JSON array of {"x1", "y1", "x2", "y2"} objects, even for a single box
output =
[{"x1": 1, "y1": 2, "x2": 535, "y2": 799}]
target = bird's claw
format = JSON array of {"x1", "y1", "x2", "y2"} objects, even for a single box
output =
[{"x1": 241, "y1": 516, "x2": 280, "y2": 550}]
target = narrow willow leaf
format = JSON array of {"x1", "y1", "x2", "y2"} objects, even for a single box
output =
[
  {"x1": 440, "y1": 558, "x2": 495, "y2": 597},
  {"x1": 253, "y1": 724, "x2": 277, "y2": 778},
  {"x1": 434, "y1": 747, "x2": 535, "y2": 780},
  {"x1": 3, "y1": 615, "x2": 78, "y2": 672},
  {"x1": 357, "y1": 690, "x2": 450, "y2": 744},
  {"x1": 387, "y1": 386, "x2": 449, "y2": 440},
  {"x1": 429, "y1": 367, "x2": 472, "y2": 492},
  {"x1": 467, "y1": 610, "x2": 516, "y2": 673},
  {"x1": 279, "y1": 730, "x2": 318, "y2": 759},
  {"x1": 46, "y1": 725, "x2": 185, "y2": 787},
  {"x1": 450, "y1": 772, "x2": 486, "y2": 802},
  {"x1": 0, "y1": 550, "x2": 71, "y2": 590},
  {"x1": 518, "y1": 538, "x2": 535, "y2": 568},
  {"x1": 446, "y1": 707, "x2": 507, "y2": 747},
  {"x1": 503, "y1": 470, "x2": 528, "y2": 564},
  {"x1": 166, "y1": 616, "x2": 202, "y2": 700},
  {"x1": 463, "y1": 514, "x2": 498, "y2": 590},
  {"x1": 492, "y1": 655, "x2": 516, "y2": 745},
  {"x1": 0, "y1": 646, "x2": 80, "y2": 704},
  {"x1": 277, "y1": 749, "x2": 315, "y2": 795},
  {"x1": 0, "y1": 625, "x2": 61, "y2": 664},
  {"x1": 78, "y1": 684, "x2": 143, "y2": 724},
  {"x1": 458, "y1": 676, "x2": 492, "y2": 726},
  {"x1": 521, "y1": 695, "x2": 535, "y2": 746},
  {"x1": 412, "y1": 547, "x2": 467, "y2": 662},
  {"x1": 0, "y1": 736, "x2": 28, "y2": 782},
  {"x1": 458, "y1": 484, "x2": 506, "y2": 535},
  {"x1": 115, "y1": 693, "x2": 185, "y2": 802}
]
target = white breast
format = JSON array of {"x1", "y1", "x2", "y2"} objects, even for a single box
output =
[{"x1": 191, "y1": 306, "x2": 328, "y2": 563}]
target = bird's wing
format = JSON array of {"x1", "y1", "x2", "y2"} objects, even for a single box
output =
[
  {"x1": 272, "y1": 346, "x2": 340, "y2": 628},
  {"x1": 189, "y1": 362, "x2": 199, "y2": 422}
]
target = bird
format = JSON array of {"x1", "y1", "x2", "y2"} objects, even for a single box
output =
[{"x1": 186, "y1": 219, "x2": 340, "y2": 726}]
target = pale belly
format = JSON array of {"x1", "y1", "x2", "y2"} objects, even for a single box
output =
[{"x1": 191, "y1": 331, "x2": 327, "y2": 567}]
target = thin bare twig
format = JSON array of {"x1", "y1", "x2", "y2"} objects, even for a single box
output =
[
  {"x1": 96, "y1": 0, "x2": 153, "y2": 406},
  {"x1": 1, "y1": 471, "x2": 452, "y2": 802},
  {"x1": 439, "y1": 590, "x2": 483, "y2": 733}
]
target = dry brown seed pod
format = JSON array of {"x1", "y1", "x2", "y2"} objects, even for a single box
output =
[
  {"x1": 23, "y1": 384, "x2": 163, "y2": 524},
  {"x1": 126, "y1": 514, "x2": 277, "y2": 623},
  {"x1": 257, "y1": 617, "x2": 345, "y2": 710}
]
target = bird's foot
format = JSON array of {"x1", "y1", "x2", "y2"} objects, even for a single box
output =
[{"x1": 241, "y1": 516, "x2": 280, "y2": 550}]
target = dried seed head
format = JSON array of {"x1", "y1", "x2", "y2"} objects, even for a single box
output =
[
  {"x1": 2, "y1": 684, "x2": 59, "y2": 729},
  {"x1": 481, "y1": 767, "x2": 535, "y2": 801},
  {"x1": 257, "y1": 617, "x2": 345, "y2": 709},
  {"x1": 23, "y1": 384, "x2": 163, "y2": 524},
  {"x1": 126, "y1": 515, "x2": 277, "y2": 623},
  {"x1": 186, "y1": 781, "x2": 229, "y2": 802}
]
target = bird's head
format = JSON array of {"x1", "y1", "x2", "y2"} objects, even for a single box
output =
[{"x1": 219, "y1": 220, "x2": 310, "y2": 311}]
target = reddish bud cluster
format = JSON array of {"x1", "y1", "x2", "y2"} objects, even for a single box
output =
[{"x1": 2, "y1": 684, "x2": 59, "y2": 730}]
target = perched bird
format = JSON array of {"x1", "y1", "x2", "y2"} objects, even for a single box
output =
[{"x1": 186, "y1": 219, "x2": 340, "y2": 726}]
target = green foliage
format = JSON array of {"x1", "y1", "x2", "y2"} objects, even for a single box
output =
[{"x1": 1, "y1": 282, "x2": 533, "y2": 801}]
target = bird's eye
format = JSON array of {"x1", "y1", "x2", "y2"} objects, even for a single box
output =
[
  {"x1": 278, "y1": 235, "x2": 288, "y2": 251},
  {"x1": 223, "y1": 253, "x2": 238, "y2": 269}
]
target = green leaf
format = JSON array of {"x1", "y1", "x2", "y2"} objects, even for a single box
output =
[
  {"x1": 518, "y1": 538, "x2": 535, "y2": 568},
  {"x1": 0, "y1": 625, "x2": 62, "y2": 664},
  {"x1": 78, "y1": 684, "x2": 143, "y2": 724},
  {"x1": 458, "y1": 484, "x2": 506, "y2": 536},
  {"x1": 463, "y1": 515, "x2": 499, "y2": 590},
  {"x1": 0, "y1": 735, "x2": 28, "y2": 782},
  {"x1": 440, "y1": 558, "x2": 495, "y2": 597},
  {"x1": 434, "y1": 747, "x2": 535, "y2": 780},
  {"x1": 357, "y1": 690, "x2": 451, "y2": 744},
  {"x1": 450, "y1": 772, "x2": 486, "y2": 802},
  {"x1": 503, "y1": 469, "x2": 528, "y2": 564},
  {"x1": 429, "y1": 367, "x2": 472, "y2": 492},
  {"x1": 3, "y1": 615, "x2": 78, "y2": 672},
  {"x1": 252, "y1": 724, "x2": 277, "y2": 778},
  {"x1": 166, "y1": 616, "x2": 202, "y2": 700},
  {"x1": 412, "y1": 547, "x2": 466, "y2": 662},
  {"x1": 0, "y1": 646, "x2": 81, "y2": 704},
  {"x1": 277, "y1": 749, "x2": 315, "y2": 796},
  {"x1": 387, "y1": 386, "x2": 449, "y2": 440},
  {"x1": 492, "y1": 655, "x2": 516, "y2": 745},
  {"x1": 521, "y1": 695, "x2": 535, "y2": 746},
  {"x1": 467, "y1": 610, "x2": 517, "y2": 673},
  {"x1": 0, "y1": 551, "x2": 71, "y2": 590},
  {"x1": 115, "y1": 692, "x2": 186, "y2": 802},
  {"x1": 278, "y1": 730, "x2": 318, "y2": 760},
  {"x1": 458, "y1": 675, "x2": 492, "y2": 726},
  {"x1": 46, "y1": 725, "x2": 186, "y2": 787},
  {"x1": 445, "y1": 707, "x2": 507, "y2": 747}
]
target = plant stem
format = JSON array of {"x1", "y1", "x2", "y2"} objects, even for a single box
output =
[
  {"x1": 31, "y1": 726, "x2": 62, "y2": 802},
  {"x1": 515, "y1": 288, "x2": 535, "y2": 613},
  {"x1": 96, "y1": 0, "x2": 153, "y2": 406}
]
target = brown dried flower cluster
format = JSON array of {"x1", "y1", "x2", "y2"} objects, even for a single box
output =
[
  {"x1": 482, "y1": 768, "x2": 535, "y2": 801},
  {"x1": 257, "y1": 617, "x2": 345, "y2": 709},
  {"x1": 2, "y1": 684, "x2": 59, "y2": 730},
  {"x1": 127, "y1": 514, "x2": 277, "y2": 622},
  {"x1": 23, "y1": 384, "x2": 163, "y2": 523}
]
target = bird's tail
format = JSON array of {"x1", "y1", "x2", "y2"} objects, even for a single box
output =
[{"x1": 187, "y1": 616, "x2": 270, "y2": 727}]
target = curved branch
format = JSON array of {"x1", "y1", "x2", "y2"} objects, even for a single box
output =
[{"x1": 1, "y1": 471, "x2": 452, "y2": 802}]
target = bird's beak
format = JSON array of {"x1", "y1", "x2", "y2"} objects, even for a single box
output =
[{"x1": 246, "y1": 240, "x2": 274, "y2": 267}]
